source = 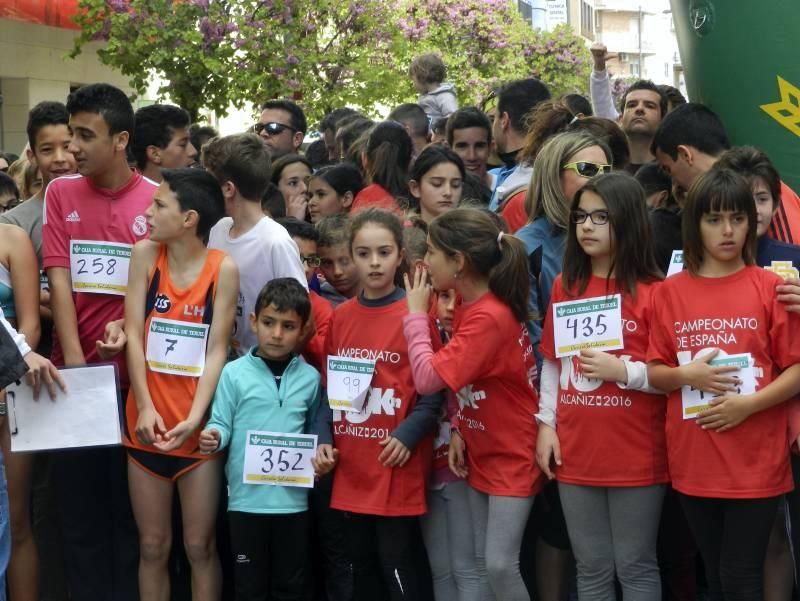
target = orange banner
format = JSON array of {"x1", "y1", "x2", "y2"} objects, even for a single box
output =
[{"x1": 0, "y1": 0, "x2": 81, "y2": 30}]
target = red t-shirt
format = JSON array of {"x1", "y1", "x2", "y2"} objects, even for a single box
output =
[
  {"x1": 769, "y1": 181, "x2": 800, "y2": 245},
  {"x1": 647, "y1": 266, "x2": 800, "y2": 498},
  {"x1": 432, "y1": 292, "x2": 544, "y2": 497},
  {"x1": 42, "y1": 172, "x2": 157, "y2": 386},
  {"x1": 541, "y1": 275, "x2": 668, "y2": 487},
  {"x1": 499, "y1": 190, "x2": 528, "y2": 234},
  {"x1": 325, "y1": 296, "x2": 435, "y2": 516},
  {"x1": 350, "y1": 184, "x2": 403, "y2": 216},
  {"x1": 303, "y1": 290, "x2": 333, "y2": 372}
]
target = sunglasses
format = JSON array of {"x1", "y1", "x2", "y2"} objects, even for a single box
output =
[
  {"x1": 252, "y1": 122, "x2": 296, "y2": 136},
  {"x1": 562, "y1": 161, "x2": 611, "y2": 178},
  {"x1": 571, "y1": 209, "x2": 610, "y2": 225},
  {"x1": 301, "y1": 255, "x2": 321, "y2": 268}
]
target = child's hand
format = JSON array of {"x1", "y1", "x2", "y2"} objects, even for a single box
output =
[
  {"x1": 312, "y1": 444, "x2": 339, "y2": 477},
  {"x1": 448, "y1": 431, "x2": 468, "y2": 478},
  {"x1": 680, "y1": 349, "x2": 741, "y2": 395},
  {"x1": 536, "y1": 424, "x2": 561, "y2": 480},
  {"x1": 154, "y1": 419, "x2": 200, "y2": 452},
  {"x1": 777, "y1": 277, "x2": 800, "y2": 313},
  {"x1": 696, "y1": 394, "x2": 755, "y2": 432},
  {"x1": 136, "y1": 406, "x2": 167, "y2": 445},
  {"x1": 286, "y1": 192, "x2": 309, "y2": 221},
  {"x1": 379, "y1": 436, "x2": 411, "y2": 467},
  {"x1": 96, "y1": 319, "x2": 127, "y2": 360},
  {"x1": 198, "y1": 428, "x2": 220, "y2": 454},
  {"x1": 578, "y1": 350, "x2": 626, "y2": 383},
  {"x1": 404, "y1": 266, "x2": 432, "y2": 315}
]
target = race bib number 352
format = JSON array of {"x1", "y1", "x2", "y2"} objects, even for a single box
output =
[
  {"x1": 69, "y1": 240, "x2": 132, "y2": 295},
  {"x1": 243, "y1": 431, "x2": 317, "y2": 488},
  {"x1": 553, "y1": 294, "x2": 624, "y2": 358}
]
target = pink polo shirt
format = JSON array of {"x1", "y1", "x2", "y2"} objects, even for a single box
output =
[{"x1": 43, "y1": 172, "x2": 157, "y2": 386}]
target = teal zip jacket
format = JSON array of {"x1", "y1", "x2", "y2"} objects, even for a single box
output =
[{"x1": 206, "y1": 349, "x2": 321, "y2": 514}]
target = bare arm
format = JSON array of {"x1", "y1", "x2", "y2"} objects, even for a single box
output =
[
  {"x1": 7, "y1": 226, "x2": 41, "y2": 350},
  {"x1": 47, "y1": 267, "x2": 84, "y2": 366}
]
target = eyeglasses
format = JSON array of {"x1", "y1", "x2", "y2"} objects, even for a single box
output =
[
  {"x1": 252, "y1": 122, "x2": 296, "y2": 136},
  {"x1": 571, "y1": 209, "x2": 610, "y2": 225},
  {"x1": 301, "y1": 255, "x2": 321, "y2": 268},
  {"x1": 562, "y1": 161, "x2": 611, "y2": 178}
]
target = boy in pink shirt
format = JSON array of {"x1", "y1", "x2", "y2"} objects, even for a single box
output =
[{"x1": 43, "y1": 83, "x2": 155, "y2": 601}]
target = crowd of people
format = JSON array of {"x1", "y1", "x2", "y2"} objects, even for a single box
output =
[{"x1": 1, "y1": 48, "x2": 800, "y2": 601}]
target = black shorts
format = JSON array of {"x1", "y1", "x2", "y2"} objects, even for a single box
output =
[{"x1": 127, "y1": 448, "x2": 207, "y2": 482}]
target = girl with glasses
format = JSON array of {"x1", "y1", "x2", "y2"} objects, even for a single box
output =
[
  {"x1": 515, "y1": 131, "x2": 613, "y2": 601},
  {"x1": 536, "y1": 172, "x2": 667, "y2": 600}
]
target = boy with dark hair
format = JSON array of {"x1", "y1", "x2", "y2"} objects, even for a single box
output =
[
  {"x1": 446, "y1": 107, "x2": 494, "y2": 189},
  {"x1": 43, "y1": 82, "x2": 156, "y2": 601},
  {"x1": 651, "y1": 102, "x2": 730, "y2": 193},
  {"x1": 199, "y1": 277, "x2": 329, "y2": 601},
  {"x1": 490, "y1": 78, "x2": 551, "y2": 210},
  {"x1": 189, "y1": 124, "x2": 219, "y2": 161},
  {"x1": 319, "y1": 108, "x2": 360, "y2": 161},
  {"x1": 203, "y1": 134, "x2": 307, "y2": 357},
  {"x1": 132, "y1": 104, "x2": 197, "y2": 182},
  {"x1": 256, "y1": 99, "x2": 307, "y2": 159},
  {"x1": 388, "y1": 103, "x2": 431, "y2": 155}
]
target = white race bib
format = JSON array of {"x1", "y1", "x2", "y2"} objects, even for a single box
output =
[
  {"x1": 146, "y1": 317, "x2": 209, "y2": 377},
  {"x1": 764, "y1": 260, "x2": 800, "y2": 280},
  {"x1": 326, "y1": 355, "x2": 376, "y2": 412},
  {"x1": 666, "y1": 250, "x2": 684, "y2": 278},
  {"x1": 243, "y1": 431, "x2": 317, "y2": 488},
  {"x1": 553, "y1": 294, "x2": 624, "y2": 358},
  {"x1": 69, "y1": 240, "x2": 132, "y2": 295},
  {"x1": 680, "y1": 352, "x2": 756, "y2": 420}
]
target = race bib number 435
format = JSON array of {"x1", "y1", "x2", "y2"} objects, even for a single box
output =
[
  {"x1": 70, "y1": 240, "x2": 132, "y2": 295},
  {"x1": 243, "y1": 431, "x2": 317, "y2": 488},
  {"x1": 553, "y1": 294, "x2": 624, "y2": 358}
]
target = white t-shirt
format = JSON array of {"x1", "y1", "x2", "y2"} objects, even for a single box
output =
[{"x1": 208, "y1": 216, "x2": 308, "y2": 356}]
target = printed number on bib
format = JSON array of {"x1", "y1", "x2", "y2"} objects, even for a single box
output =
[
  {"x1": 146, "y1": 317, "x2": 209, "y2": 377},
  {"x1": 69, "y1": 240, "x2": 132, "y2": 295},
  {"x1": 680, "y1": 352, "x2": 756, "y2": 420},
  {"x1": 243, "y1": 431, "x2": 317, "y2": 488},
  {"x1": 326, "y1": 355, "x2": 376, "y2": 412},
  {"x1": 666, "y1": 250, "x2": 684, "y2": 278},
  {"x1": 553, "y1": 294, "x2": 624, "y2": 358}
]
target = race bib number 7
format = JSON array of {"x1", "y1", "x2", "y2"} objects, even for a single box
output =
[
  {"x1": 70, "y1": 240, "x2": 132, "y2": 295},
  {"x1": 146, "y1": 317, "x2": 209, "y2": 377},
  {"x1": 243, "y1": 431, "x2": 317, "y2": 488},
  {"x1": 553, "y1": 294, "x2": 624, "y2": 358}
]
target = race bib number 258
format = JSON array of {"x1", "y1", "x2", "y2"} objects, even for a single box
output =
[{"x1": 69, "y1": 240, "x2": 132, "y2": 295}]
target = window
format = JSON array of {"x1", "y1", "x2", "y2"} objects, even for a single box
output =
[
  {"x1": 631, "y1": 61, "x2": 641, "y2": 77},
  {"x1": 581, "y1": 1, "x2": 594, "y2": 39},
  {"x1": 518, "y1": 0, "x2": 533, "y2": 25}
]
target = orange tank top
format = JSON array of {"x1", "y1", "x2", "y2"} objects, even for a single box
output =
[{"x1": 124, "y1": 246, "x2": 225, "y2": 457}]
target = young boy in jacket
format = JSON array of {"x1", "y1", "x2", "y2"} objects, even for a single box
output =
[{"x1": 199, "y1": 278, "x2": 334, "y2": 601}]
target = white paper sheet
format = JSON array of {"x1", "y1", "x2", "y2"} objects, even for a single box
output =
[{"x1": 6, "y1": 364, "x2": 122, "y2": 452}]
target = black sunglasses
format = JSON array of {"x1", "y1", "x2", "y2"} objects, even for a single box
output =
[{"x1": 252, "y1": 122, "x2": 296, "y2": 136}]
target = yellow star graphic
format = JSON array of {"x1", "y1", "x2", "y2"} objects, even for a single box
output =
[{"x1": 761, "y1": 76, "x2": 800, "y2": 137}]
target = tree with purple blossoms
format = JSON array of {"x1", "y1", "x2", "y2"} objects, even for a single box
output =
[{"x1": 71, "y1": 0, "x2": 589, "y2": 124}]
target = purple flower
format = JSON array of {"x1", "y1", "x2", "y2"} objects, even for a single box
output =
[{"x1": 287, "y1": 54, "x2": 300, "y2": 65}]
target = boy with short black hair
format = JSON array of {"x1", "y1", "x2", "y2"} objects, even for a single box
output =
[
  {"x1": 132, "y1": 104, "x2": 197, "y2": 182},
  {"x1": 316, "y1": 214, "x2": 360, "y2": 307},
  {"x1": 446, "y1": 107, "x2": 494, "y2": 189},
  {"x1": 43, "y1": 81, "x2": 154, "y2": 601},
  {"x1": 203, "y1": 133, "x2": 307, "y2": 357},
  {"x1": 199, "y1": 278, "x2": 331, "y2": 601},
  {"x1": 276, "y1": 217, "x2": 331, "y2": 372}
]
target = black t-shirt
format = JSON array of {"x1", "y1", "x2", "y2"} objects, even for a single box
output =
[{"x1": 650, "y1": 207, "x2": 682, "y2": 275}]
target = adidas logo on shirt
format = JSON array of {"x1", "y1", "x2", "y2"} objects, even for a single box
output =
[{"x1": 66, "y1": 210, "x2": 80, "y2": 222}]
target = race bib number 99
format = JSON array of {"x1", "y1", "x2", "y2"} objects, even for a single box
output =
[
  {"x1": 70, "y1": 240, "x2": 132, "y2": 295},
  {"x1": 243, "y1": 431, "x2": 317, "y2": 488},
  {"x1": 146, "y1": 317, "x2": 209, "y2": 377},
  {"x1": 327, "y1": 355, "x2": 376, "y2": 413},
  {"x1": 553, "y1": 294, "x2": 624, "y2": 358}
]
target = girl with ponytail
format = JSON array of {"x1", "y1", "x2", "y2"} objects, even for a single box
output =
[
  {"x1": 350, "y1": 121, "x2": 413, "y2": 215},
  {"x1": 402, "y1": 207, "x2": 543, "y2": 601}
]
